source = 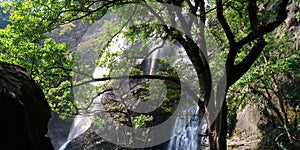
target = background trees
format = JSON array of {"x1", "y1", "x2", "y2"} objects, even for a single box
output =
[
  {"x1": 0, "y1": 0, "x2": 298, "y2": 149},
  {"x1": 227, "y1": 18, "x2": 300, "y2": 149}
]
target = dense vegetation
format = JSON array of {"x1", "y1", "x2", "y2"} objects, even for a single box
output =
[{"x1": 0, "y1": 0, "x2": 299, "y2": 149}]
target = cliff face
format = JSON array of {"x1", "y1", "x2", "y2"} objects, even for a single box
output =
[{"x1": 0, "y1": 61, "x2": 53, "y2": 150}]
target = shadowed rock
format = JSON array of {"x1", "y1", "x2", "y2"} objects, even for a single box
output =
[{"x1": 0, "y1": 61, "x2": 53, "y2": 150}]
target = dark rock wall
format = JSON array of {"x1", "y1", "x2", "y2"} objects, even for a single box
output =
[{"x1": 0, "y1": 61, "x2": 53, "y2": 150}]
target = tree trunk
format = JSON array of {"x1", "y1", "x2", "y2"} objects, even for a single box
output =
[
  {"x1": 207, "y1": 99, "x2": 228, "y2": 150},
  {"x1": 205, "y1": 76, "x2": 228, "y2": 150}
]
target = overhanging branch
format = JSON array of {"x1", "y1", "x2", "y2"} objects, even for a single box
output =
[{"x1": 73, "y1": 74, "x2": 204, "y2": 109}]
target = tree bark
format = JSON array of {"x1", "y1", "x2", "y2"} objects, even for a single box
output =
[
  {"x1": 206, "y1": 75, "x2": 228, "y2": 150},
  {"x1": 208, "y1": 102, "x2": 228, "y2": 150}
]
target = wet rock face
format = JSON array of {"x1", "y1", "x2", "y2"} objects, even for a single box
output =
[{"x1": 0, "y1": 62, "x2": 53, "y2": 150}]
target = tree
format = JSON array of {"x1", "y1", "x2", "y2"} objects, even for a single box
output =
[
  {"x1": 0, "y1": 1, "x2": 75, "y2": 118},
  {"x1": 0, "y1": 0, "x2": 291, "y2": 149},
  {"x1": 228, "y1": 25, "x2": 300, "y2": 147}
]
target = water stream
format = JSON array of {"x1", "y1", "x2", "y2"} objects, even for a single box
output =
[
  {"x1": 58, "y1": 115, "x2": 92, "y2": 150},
  {"x1": 167, "y1": 106, "x2": 202, "y2": 150},
  {"x1": 58, "y1": 95, "x2": 103, "y2": 150}
]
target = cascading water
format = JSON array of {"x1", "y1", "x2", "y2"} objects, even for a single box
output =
[
  {"x1": 58, "y1": 86, "x2": 105, "y2": 150},
  {"x1": 58, "y1": 115, "x2": 93, "y2": 150},
  {"x1": 167, "y1": 106, "x2": 202, "y2": 150}
]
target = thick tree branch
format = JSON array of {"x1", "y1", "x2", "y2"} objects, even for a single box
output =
[
  {"x1": 171, "y1": 31, "x2": 211, "y2": 106},
  {"x1": 73, "y1": 74, "x2": 204, "y2": 109},
  {"x1": 199, "y1": 0, "x2": 205, "y2": 23},
  {"x1": 194, "y1": 0, "x2": 207, "y2": 57},
  {"x1": 216, "y1": 0, "x2": 235, "y2": 45},
  {"x1": 185, "y1": 0, "x2": 200, "y2": 15},
  {"x1": 174, "y1": 6, "x2": 190, "y2": 35},
  {"x1": 228, "y1": 37, "x2": 266, "y2": 86},
  {"x1": 236, "y1": 0, "x2": 289, "y2": 48},
  {"x1": 247, "y1": 0, "x2": 259, "y2": 29},
  {"x1": 226, "y1": 0, "x2": 289, "y2": 86}
]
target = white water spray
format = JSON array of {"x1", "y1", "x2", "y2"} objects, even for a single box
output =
[
  {"x1": 167, "y1": 106, "x2": 202, "y2": 150},
  {"x1": 58, "y1": 115, "x2": 93, "y2": 150}
]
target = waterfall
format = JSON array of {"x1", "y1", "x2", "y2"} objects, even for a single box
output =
[
  {"x1": 149, "y1": 48, "x2": 159, "y2": 75},
  {"x1": 141, "y1": 46, "x2": 161, "y2": 75},
  {"x1": 167, "y1": 106, "x2": 203, "y2": 150},
  {"x1": 58, "y1": 22, "x2": 208, "y2": 148},
  {"x1": 58, "y1": 87, "x2": 104, "y2": 150},
  {"x1": 58, "y1": 115, "x2": 92, "y2": 150}
]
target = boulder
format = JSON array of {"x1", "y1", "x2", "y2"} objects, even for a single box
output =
[
  {"x1": 227, "y1": 104, "x2": 269, "y2": 149},
  {"x1": 0, "y1": 61, "x2": 53, "y2": 150}
]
